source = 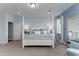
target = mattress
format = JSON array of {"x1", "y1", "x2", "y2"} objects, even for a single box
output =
[{"x1": 24, "y1": 34, "x2": 53, "y2": 39}]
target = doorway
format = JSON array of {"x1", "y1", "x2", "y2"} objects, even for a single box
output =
[{"x1": 8, "y1": 22, "x2": 13, "y2": 42}]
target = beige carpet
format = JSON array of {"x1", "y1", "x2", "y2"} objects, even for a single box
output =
[{"x1": 0, "y1": 40, "x2": 67, "y2": 56}]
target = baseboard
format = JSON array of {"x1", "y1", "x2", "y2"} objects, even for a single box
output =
[
  {"x1": 0, "y1": 41, "x2": 8, "y2": 44},
  {"x1": 57, "y1": 39, "x2": 65, "y2": 44},
  {"x1": 12, "y1": 39, "x2": 21, "y2": 40}
]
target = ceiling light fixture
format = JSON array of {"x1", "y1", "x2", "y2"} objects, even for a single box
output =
[
  {"x1": 26, "y1": 3, "x2": 39, "y2": 8},
  {"x1": 30, "y1": 3, "x2": 36, "y2": 8}
]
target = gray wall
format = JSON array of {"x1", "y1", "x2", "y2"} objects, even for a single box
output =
[
  {"x1": 0, "y1": 13, "x2": 8, "y2": 43},
  {"x1": 24, "y1": 17, "x2": 54, "y2": 29}
]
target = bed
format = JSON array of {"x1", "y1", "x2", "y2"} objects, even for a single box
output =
[{"x1": 22, "y1": 29, "x2": 54, "y2": 48}]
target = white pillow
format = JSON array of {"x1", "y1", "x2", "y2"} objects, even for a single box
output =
[
  {"x1": 43, "y1": 31, "x2": 47, "y2": 34},
  {"x1": 34, "y1": 31, "x2": 40, "y2": 34}
]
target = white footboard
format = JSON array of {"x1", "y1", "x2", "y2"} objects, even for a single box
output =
[{"x1": 22, "y1": 39, "x2": 54, "y2": 48}]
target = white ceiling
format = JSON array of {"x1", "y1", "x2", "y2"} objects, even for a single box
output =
[{"x1": 0, "y1": 3, "x2": 74, "y2": 19}]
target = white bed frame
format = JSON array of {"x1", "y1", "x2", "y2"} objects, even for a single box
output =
[{"x1": 22, "y1": 35, "x2": 54, "y2": 48}]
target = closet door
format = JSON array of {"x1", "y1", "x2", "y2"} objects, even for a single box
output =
[{"x1": 13, "y1": 22, "x2": 21, "y2": 40}]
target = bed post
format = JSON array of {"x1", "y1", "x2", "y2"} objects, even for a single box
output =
[{"x1": 22, "y1": 16, "x2": 24, "y2": 48}]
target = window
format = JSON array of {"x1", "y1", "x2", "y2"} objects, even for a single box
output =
[
  {"x1": 57, "y1": 18, "x2": 61, "y2": 33},
  {"x1": 78, "y1": 33, "x2": 79, "y2": 37},
  {"x1": 69, "y1": 31, "x2": 72, "y2": 36}
]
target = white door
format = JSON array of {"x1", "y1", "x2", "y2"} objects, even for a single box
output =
[{"x1": 13, "y1": 22, "x2": 21, "y2": 40}]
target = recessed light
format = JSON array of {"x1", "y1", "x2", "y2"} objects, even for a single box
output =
[
  {"x1": 17, "y1": 12, "x2": 21, "y2": 14},
  {"x1": 48, "y1": 10, "x2": 51, "y2": 15}
]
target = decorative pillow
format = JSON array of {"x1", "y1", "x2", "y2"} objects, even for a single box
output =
[
  {"x1": 42, "y1": 30, "x2": 47, "y2": 34},
  {"x1": 34, "y1": 31, "x2": 41, "y2": 34}
]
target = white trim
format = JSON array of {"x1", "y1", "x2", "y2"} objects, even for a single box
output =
[
  {"x1": 0, "y1": 41, "x2": 8, "y2": 44},
  {"x1": 22, "y1": 16, "x2": 24, "y2": 40},
  {"x1": 61, "y1": 15, "x2": 64, "y2": 43}
]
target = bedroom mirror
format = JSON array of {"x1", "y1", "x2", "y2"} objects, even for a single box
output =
[{"x1": 67, "y1": 15, "x2": 79, "y2": 42}]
